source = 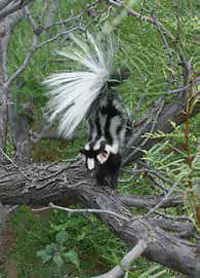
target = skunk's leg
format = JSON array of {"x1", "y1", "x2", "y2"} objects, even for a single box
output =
[{"x1": 95, "y1": 154, "x2": 121, "y2": 188}]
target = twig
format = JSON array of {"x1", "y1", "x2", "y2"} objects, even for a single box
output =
[
  {"x1": 145, "y1": 182, "x2": 178, "y2": 217},
  {"x1": 7, "y1": 205, "x2": 18, "y2": 214},
  {"x1": 155, "y1": 211, "x2": 191, "y2": 222},
  {"x1": 44, "y1": 0, "x2": 100, "y2": 30},
  {"x1": 5, "y1": 10, "x2": 83, "y2": 87},
  {"x1": 138, "y1": 160, "x2": 175, "y2": 185},
  {"x1": 107, "y1": 0, "x2": 175, "y2": 41},
  {"x1": 148, "y1": 173, "x2": 169, "y2": 192},
  {"x1": 36, "y1": 26, "x2": 82, "y2": 48},
  {"x1": 174, "y1": 1, "x2": 191, "y2": 95},
  {"x1": 32, "y1": 202, "x2": 129, "y2": 221},
  {"x1": 123, "y1": 99, "x2": 164, "y2": 165},
  {"x1": 140, "y1": 0, "x2": 149, "y2": 16},
  {"x1": 178, "y1": 46, "x2": 191, "y2": 94},
  {"x1": 92, "y1": 239, "x2": 147, "y2": 278},
  {"x1": 0, "y1": 147, "x2": 31, "y2": 182},
  {"x1": 6, "y1": 33, "x2": 38, "y2": 86},
  {"x1": 164, "y1": 84, "x2": 190, "y2": 94},
  {"x1": 38, "y1": 0, "x2": 48, "y2": 24},
  {"x1": 24, "y1": 5, "x2": 38, "y2": 31},
  {"x1": 151, "y1": 0, "x2": 175, "y2": 88}
]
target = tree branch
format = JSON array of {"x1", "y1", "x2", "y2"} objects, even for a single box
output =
[
  {"x1": 123, "y1": 92, "x2": 200, "y2": 165},
  {"x1": 92, "y1": 239, "x2": 147, "y2": 278},
  {"x1": 0, "y1": 0, "x2": 33, "y2": 21},
  {"x1": 118, "y1": 194, "x2": 182, "y2": 209},
  {"x1": 0, "y1": 0, "x2": 13, "y2": 11},
  {"x1": 0, "y1": 163, "x2": 199, "y2": 276},
  {"x1": 107, "y1": 0, "x2": 175, "y2": 40}
]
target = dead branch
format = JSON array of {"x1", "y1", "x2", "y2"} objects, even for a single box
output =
[
  {"x1": 92, "y1": 239, "x2": 147, "y2": 278},
  {"x1": 32, "y1": 202, "x2": 129, "y2": 221}
]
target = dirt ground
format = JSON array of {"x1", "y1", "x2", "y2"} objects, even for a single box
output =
[{"x1": 0, "y1": 221, "x2": 18, "y2": 278}]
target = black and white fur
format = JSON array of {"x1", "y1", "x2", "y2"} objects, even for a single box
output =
[{"x1": 43, "y1": 33, "x2": 131, "y2": 188}]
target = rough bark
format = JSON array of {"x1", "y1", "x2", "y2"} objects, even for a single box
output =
[
  {"x1": 0, "y1": 162, "x2": 199, "y2": 277},
  {"x1": 0, "y1": 0, "x2": 33, "y2": 21},
  {"x1": 0, "y1": 8, "x2": 25, "y2": 249},
  {"x1": 0, "y1": 20, "x2": 10, "y2": 161},
  {"x1": 0, "y1": 7, "x2": 23, "y2": 162},
  {"x1": 9, "y1": 101, "x2": 32, "y2": 164}
]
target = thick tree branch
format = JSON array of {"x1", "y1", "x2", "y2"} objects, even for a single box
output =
[
  {"x1": 0, "y1": 0, "x2": 13, "y2": 11},
  {"x1": 0, "y1": 0, "x2": 33, "y2": 21},
  {"x1": 118, "y1": 194, "x2": 183, "y2": 209},
  {"x1": 0, "y1": 162, "x2": 199, "y2": 276}
]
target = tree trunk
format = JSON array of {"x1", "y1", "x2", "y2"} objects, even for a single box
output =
[
  {"x1": 0, "y1": 9, "x2": 23, "y2": 162},
  {"x1": 0, "y1": 20, "x2": 10, "y2": 162},
  {"x1": 9, "y1": 100, "x2": 32, "y2": 164}
]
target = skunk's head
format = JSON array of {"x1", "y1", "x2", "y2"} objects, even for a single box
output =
[{"x1": 80, "y1": 140, "x2": 112, "y2": 170}]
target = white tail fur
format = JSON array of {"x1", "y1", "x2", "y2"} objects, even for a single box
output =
[{"x1": 43, "y1": 33, "x2": 113, "y2": 138}]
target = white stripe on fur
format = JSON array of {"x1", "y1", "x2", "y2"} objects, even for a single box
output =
[{"x1": 43, "y1": 33, "x2": 112, "y2": 137}]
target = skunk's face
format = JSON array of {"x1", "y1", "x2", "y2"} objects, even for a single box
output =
[{"x1": 80, "y1": 140, "x2": 111, "y2": 170}]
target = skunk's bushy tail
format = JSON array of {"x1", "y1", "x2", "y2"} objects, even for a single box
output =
[{"x1": 43, "y1": 33, "x2": 113, "y2": 138}]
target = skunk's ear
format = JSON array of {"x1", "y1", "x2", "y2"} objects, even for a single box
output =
[{"x1": 97, "y1": 150, "x2": 110, "y2": 164}]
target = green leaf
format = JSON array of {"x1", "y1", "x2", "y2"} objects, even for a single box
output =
[
  {"x1": 63, "y1": 250, "x2": 79, "y2": 268},
  {"x1": 53, "y1": 255, "x2": 64, "y2": 268},
  {"x1": 37, "y1": 250, "x2": 52, "y2": 264},
  {"x1": 56, "y1": 231, "x2": 68, "y2": 245},
  {"x1": 45, "y1": 244, "x2": 57, "y2": 255}
]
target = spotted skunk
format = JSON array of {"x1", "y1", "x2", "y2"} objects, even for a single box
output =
[{"x1": 43, "y1": 33, "x2": 131, "y2": 188}]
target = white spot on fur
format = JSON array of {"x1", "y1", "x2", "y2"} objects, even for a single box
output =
[{"x1": 87, "y1": 158, "x2": 95, "y2": 170}]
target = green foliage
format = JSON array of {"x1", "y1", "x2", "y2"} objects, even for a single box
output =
[
  {"x1": 9, "y1": 207, "x2": 127, "y2": 277},
  {"x1": 143, "y1": 114, "x2": 200, "y2": 229},
  {"x1": 37, "y1": 230, "x2": 79, "y2": 277},
  {"x1": 8, "y1": 206, "x2": 181, "y2": 278}
]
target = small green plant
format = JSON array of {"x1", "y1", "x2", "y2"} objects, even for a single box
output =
[{"x1": 37, "y1": 231, "x2": 80, "y2": 278}]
